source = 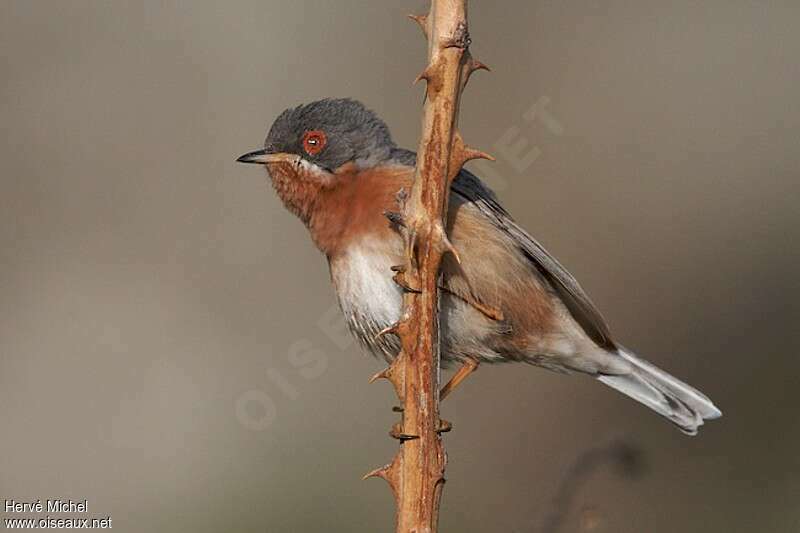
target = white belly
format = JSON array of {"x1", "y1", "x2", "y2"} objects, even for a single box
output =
[
  {"x1": 331, "y1": 238, "x2": 403, "y2": 357},
  {"x1": 329, "y1": 236, "x2": 501, "y2": 363}
]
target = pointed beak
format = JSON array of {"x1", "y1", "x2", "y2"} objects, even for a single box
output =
[
  {"x1": 236, "y1": 149, "x2": 297, "y2": 165},
  {"x1": 236, "y1": 149, "x2": 269, "y2": 164}
]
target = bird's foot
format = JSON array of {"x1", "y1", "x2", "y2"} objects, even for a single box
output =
[{"x1": 440, "y1": 357, "x2": 480, "y2": 401}]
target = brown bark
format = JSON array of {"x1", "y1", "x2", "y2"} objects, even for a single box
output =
[{"x1": 364, "y1": 2, "x2": 491, "y2": 531}]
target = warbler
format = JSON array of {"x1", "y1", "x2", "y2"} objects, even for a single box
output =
[{"x1": 238, "y1": 98, "x2": 721, "y2": 435}]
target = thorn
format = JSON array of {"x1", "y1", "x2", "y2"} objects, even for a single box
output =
[
  {"x1": 363, "y1": 464, "x2": 392, "y2": 481},
  {"x1": 415, "y1": 57, "x2": 445, "y2": 93},
  {"x1": 451, "y1": 132, "x2": 494, "y2": 167},
  {"x1": 413, "y1": 65, "x2": 434, "y2": 85},
  {"x1": 449, "y1": 130, "x2": 467, "y2": 171},
  {"x1": 460, "y1": 53, "x2": 490, "y2": 92},
  {"x1": 383, "y1": 210, "x2": 406, "y2": 228},
  {"x1": 392, "y1": 405, "x2": 404, "y2": 413},
  {"x1": 407, "y1": 14, "x2": 428, "y2": 38},
  {"x1": 463, "y1": 147, "x2": 495, "y2": 162},
  {"x1": 469, "y1": 59, "x2": 491, "y2": 73},
  {"x1": 369, "y1": 365, "x2": 393, "y2": 383}
]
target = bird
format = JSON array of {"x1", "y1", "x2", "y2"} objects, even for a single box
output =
[{"x1": 237, "y1": 98, "x2": 721, "y2": 435}]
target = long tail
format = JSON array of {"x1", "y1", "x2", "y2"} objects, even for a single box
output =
[{"x1": 597, "y1": 348, "x2": 722, "y2": 435}]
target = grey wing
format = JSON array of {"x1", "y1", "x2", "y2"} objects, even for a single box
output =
[{"x1": 451, "y1": 168, "x2": 617, "y2": 351}]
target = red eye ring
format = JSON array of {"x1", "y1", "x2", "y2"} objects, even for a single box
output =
[{"x1": 302, "y1": 130, "x2": 327, "y2": 156}]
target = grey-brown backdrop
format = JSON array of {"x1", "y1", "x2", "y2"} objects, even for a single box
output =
[{"x1": 1, "y1": 1, "x2": 798, "y2": 532}]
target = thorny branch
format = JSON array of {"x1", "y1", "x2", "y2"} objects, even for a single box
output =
[{"x1": 363, "y1": 1, "x2": 491, "y2": 531}]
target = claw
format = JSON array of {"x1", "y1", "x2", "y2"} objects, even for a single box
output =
[
  {"x1": 441, "y1": 235, "x2": 461, "y2": 265},
  {"x1": 374, "y1": 324, "x2": 399, "y2": 344},
  {"x1": 393, "y1": 270, "x2": 422, "y2": 293},
  {"x1": 395, "y1": 187, "x2": 408, "y2": 208},
  {"x1": 384, "y1": 210, "x2": 406, "y2": 228}
]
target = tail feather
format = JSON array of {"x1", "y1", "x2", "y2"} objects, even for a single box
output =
[{"x1": 597, "y1": 349, "x2": 721, "y2": 435}]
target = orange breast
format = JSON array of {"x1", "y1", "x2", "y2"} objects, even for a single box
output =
[{"x1": 307, "y1": 165, "x2": 413, "y2": 258}]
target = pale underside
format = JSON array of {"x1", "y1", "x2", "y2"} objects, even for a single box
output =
[{"x1": 329, "y1": 184, "x2": 627, "y2": 375}]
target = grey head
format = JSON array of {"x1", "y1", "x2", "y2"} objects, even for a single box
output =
[{"x1": 238, "y1": 98, "x2": 396, "y2": 172}]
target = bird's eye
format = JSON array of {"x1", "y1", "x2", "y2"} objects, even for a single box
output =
[{"x1": 302, "y1": 130, "x2": 327, "y2": 156}]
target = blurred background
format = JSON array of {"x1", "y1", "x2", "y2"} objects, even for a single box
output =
[{"x1": 1, "y1": 1, "x2": 799, "y2": 532}]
